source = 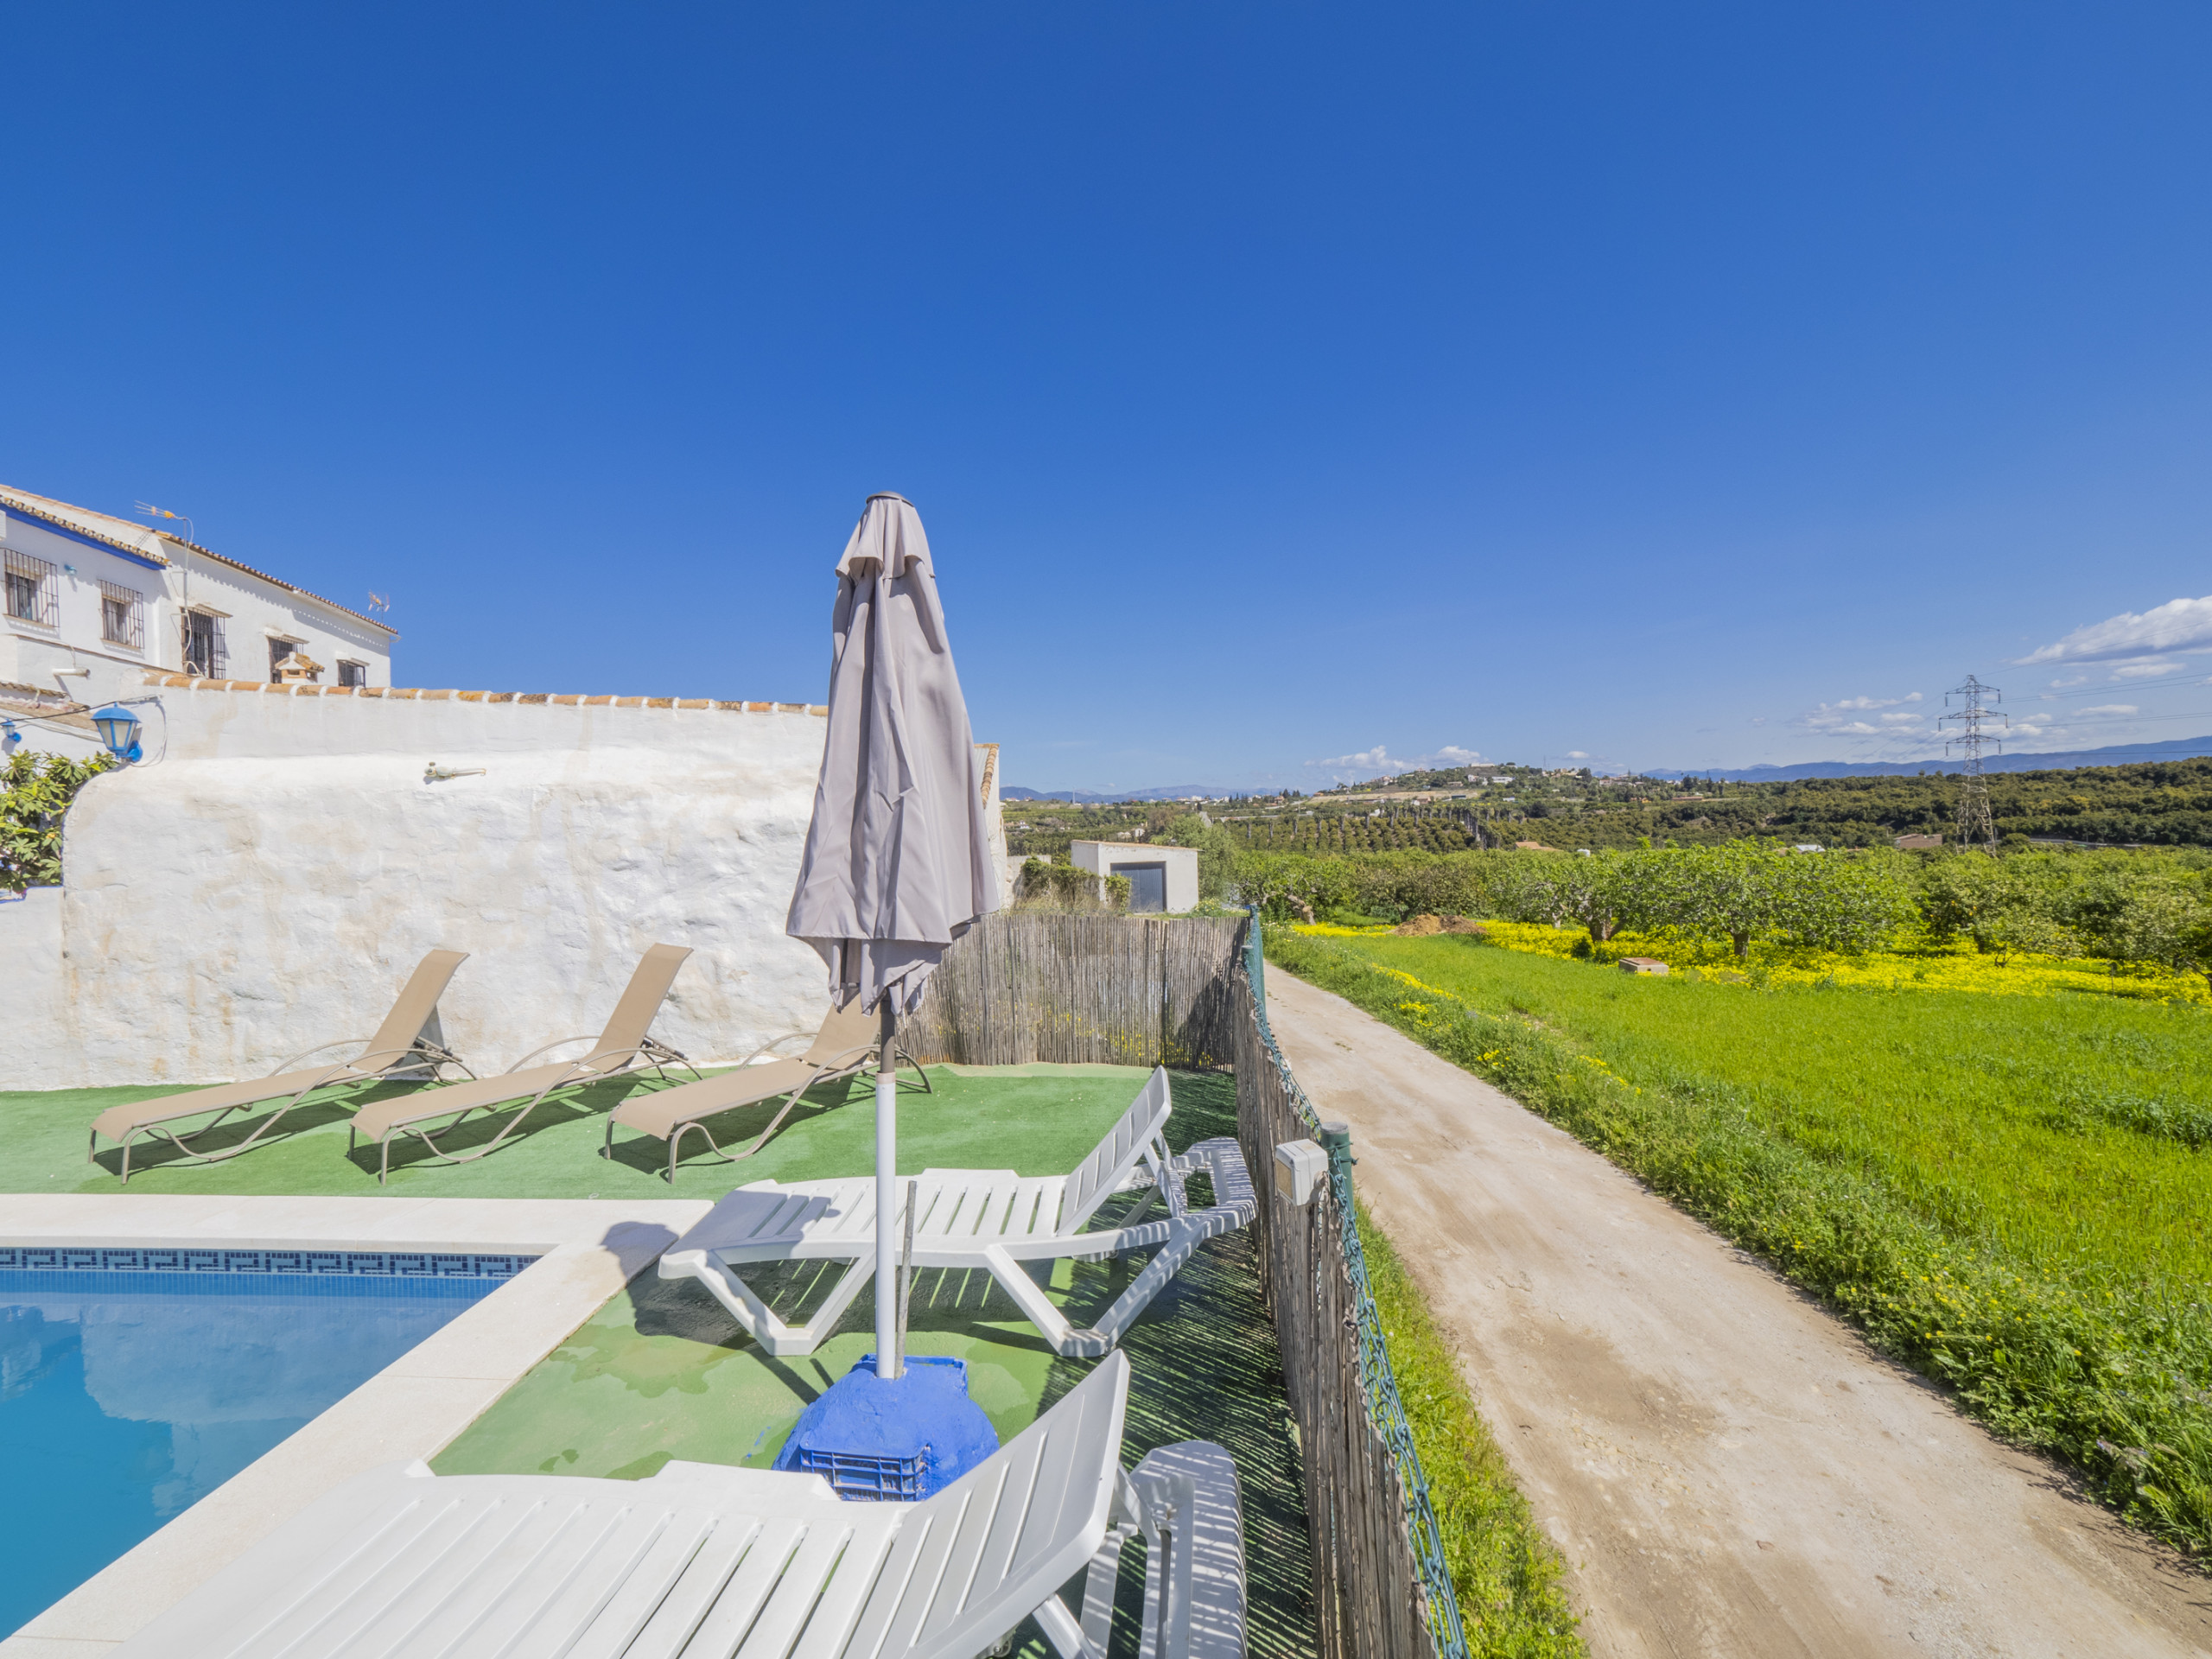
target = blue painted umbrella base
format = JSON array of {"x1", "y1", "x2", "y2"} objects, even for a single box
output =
[{"x1": 773, "y1": 1355, "x2": 1001, "y2": 1501}]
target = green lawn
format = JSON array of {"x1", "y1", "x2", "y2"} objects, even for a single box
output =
[{"x1": 1270, "y1": 927, "x2": 2212, "y2": 1557}]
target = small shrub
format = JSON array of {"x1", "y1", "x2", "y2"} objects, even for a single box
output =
[
  {"x1": 2, "y1": 748, "x2": 117, "y2": 893},
  {"x1": 1012, "y1": 858, "x2": 1129, "y2": 912}
]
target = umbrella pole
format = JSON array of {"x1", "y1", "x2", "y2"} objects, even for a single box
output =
[{"x1": 874, "y1": 997, "x2": 899, "y2": 1381}]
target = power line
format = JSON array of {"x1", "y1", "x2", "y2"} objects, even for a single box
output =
[{"x1": 1939, "y1": 674, "x2": 2005, "y2": 853}]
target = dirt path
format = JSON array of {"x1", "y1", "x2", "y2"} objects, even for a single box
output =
[{"x1": 1264, "y1": 967, "x2": 2212, "y2": 1659}]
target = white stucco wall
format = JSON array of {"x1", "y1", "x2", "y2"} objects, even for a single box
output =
[
  {"x1": 1, "y1": 887, "x2": 68, "y2": 1055},
  {"x1": 1, "y1": 679, "x2": 848, "y2": 1089}
]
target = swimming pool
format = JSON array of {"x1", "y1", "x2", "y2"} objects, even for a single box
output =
[{"x1": 0, "y1": 1247, "x2": 534, "y2": 1637}]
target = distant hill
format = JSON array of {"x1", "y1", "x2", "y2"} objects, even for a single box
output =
[
  {"x1": 1653, "y1": 734, "x2": 2212, "y2": 784},
  {"x1": 1003, "y1": 784, "x2": 1241, "y2": 804}
]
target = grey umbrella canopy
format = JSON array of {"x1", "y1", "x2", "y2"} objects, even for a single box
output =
[
  {"x1": 786, "y1": 493, "x2": 1000, "y2": 1013},
  {"x1": 788, "y1": 493, "x2": 999, "y2": 1380}
]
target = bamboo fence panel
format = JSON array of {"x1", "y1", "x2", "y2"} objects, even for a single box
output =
[{"x1": 900, "y1": 912, "x2": 1243, "y2": 1067}]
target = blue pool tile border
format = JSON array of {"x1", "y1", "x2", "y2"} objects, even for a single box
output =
[{"x1": 0, "y1": 1247, "x2": 537, "y2": 1279}]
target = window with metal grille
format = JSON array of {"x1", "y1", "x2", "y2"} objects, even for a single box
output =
[
  {"x1": 99, "y1": 580, "x2": 145, "y2": 650},
  {"x1": 182, "y1": 609, "x2": 228, "y2": 677},
  {"x1": 337, "y1": 659, "x2": 367, "y2": 688},
  {"x1": 3, "y1": 550, "x2": 57, "y2": 628}
]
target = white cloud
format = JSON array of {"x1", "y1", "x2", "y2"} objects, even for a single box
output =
[
  {"x1": 2078, "y1": 703, "x2": 2139, "y2": 716},
  {"x1": 1303, "y1": 742, "x2": 1484, "y2": 779},
  {"x1": 2111, "y1": 662, "x2": 2183, "y2": 680},
  {"x1": 1825, "y1": 692, "x2": 1923, "y2": 711},
  {"x1": 1566, "y1": 750, "x2": 1588, "y2": 759},
  {"x1": 1796, "y1": 693, "x2": 1925, "y2": 734},
  {"x1": 2049, "y1": 675, "x2": 2088, "y2": 688},
  {"x1": 2017, "y1": 595, "x2": 2212, "y2": 666}
]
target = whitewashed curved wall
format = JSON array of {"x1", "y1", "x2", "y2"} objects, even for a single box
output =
[{"x1": 0, "y1": 680, "x2": 853, "y2": 1089}]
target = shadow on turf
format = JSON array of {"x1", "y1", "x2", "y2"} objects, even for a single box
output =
[
  {"x1": 86, "y1": 1079, "x2": 423, "y2": 1181},
  {"x1": 347, "y1": 1074, "x2": 667, "y2": 1178}
]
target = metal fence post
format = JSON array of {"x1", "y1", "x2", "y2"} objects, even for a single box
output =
[{"x1": 1318, "y1": 1120, "x2": 1353, "y2": 1185}]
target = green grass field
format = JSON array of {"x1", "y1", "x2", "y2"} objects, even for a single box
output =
[
  {"x1": 1268, "y1": 926, "x2": 2212, "y2": 1557},
  {"x1": 1351, "y1": 931, "x2": 2212, "y2": 1284}
]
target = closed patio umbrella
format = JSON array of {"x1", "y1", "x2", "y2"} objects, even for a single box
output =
[{"x1": 786, "y1": 492, "x2": 1000, "y2": 1380}]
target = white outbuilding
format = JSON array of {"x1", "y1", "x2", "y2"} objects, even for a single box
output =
[{"x1": 1069, "y1": 839, "x2": 1200, "y2": 913}]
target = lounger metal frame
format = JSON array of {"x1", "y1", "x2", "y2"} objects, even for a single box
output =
[
  {"x1": 613, "y1": 1032, "x2": 935, "y2": 1183},
  {"x1": 94, "y1": 1039, "x2": 474, "y2": 1185},
  {"x1": 357, "y1": 1033, "x2": 697, "y2": 1184}
]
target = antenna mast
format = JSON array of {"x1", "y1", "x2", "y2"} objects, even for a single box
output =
[{"x1": 1939, "y1": 675, "x2": 2005, "y2": 854}]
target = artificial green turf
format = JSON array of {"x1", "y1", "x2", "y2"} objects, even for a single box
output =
[
  {"x1": 1271, "y1": 926, "x2": 2212, "y2": 1558},
  {"x1": 431, "y1": 1071, "x2": 1319, "y2": 1659},
  {"x1": 0, "y1": 1063, "x2": 1160, "y2": 1198}
]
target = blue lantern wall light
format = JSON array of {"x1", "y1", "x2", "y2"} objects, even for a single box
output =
[{"x1": 89, "y1": 704, "x2": 144, "y2": 764}]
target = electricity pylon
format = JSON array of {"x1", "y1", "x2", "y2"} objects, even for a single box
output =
[{"x1": 1939, "y1": 675, "x2": 2005, "y2": 854}]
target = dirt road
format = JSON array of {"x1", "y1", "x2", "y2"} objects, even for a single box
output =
[{"x1": 1264, "y1": 967, "x2": 2212, "y2": 1658}]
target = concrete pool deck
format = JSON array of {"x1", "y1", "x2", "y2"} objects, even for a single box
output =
[{"x1": 0, "y1": 1066, "x2": 1317, "y2": 1657}]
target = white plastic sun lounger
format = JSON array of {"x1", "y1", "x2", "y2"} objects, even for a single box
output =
[
  {"x1": 89, "y1": 949, "x2": 474, "y2": 1184},
  {"x1": 658, "y1": 1067, "x2": 1258, "y2": 1358},
  {"x1": 1048, "y1": 1440, "x2": 1248, "y2": 1659},
  {"x1": 105, "y1": 1351, "x2": 1245, "y2": 1659}
]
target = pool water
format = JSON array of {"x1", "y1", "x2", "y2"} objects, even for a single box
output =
[{"x1": 1, "y1": 1255, "x2": 528, "y2": 1637}]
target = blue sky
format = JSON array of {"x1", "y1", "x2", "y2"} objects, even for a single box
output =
[{"x1": 6, "y1": 3, "x2": 2212, "y2": 791}]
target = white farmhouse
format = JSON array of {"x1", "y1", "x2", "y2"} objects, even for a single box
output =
[{"x1": 1, "y1": 485, "x2": 396, "y2": 755}]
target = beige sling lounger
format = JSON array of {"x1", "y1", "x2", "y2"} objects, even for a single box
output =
[
  {"x1": 604, "y1": 996, "x2": 932, "y2": 1180},
  {"x1": 88, "y1": 949, "x2": 474, "y2": 1185},
  {"x1": 349, "y1": 942, "x2": 695, "y2": 1184}
]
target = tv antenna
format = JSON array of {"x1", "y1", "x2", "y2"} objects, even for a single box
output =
[
  {"x1": 137, "y1": 502, "x2": 198, "y2": 655},
  {"x1": 367, "y1": 592, "x2": 391, "y2": 613},
  {"x1": 1939, "y1": 675, "x2": 2005, "y2": 854}
]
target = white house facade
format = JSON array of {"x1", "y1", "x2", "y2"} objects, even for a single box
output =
[{"x1": 1, "y1": 485, "x2": 397, "y2": 757}]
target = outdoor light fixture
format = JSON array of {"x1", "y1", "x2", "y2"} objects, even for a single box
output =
[
  {"x1": 2, "y1": 720, "x2": 19, "y2": 757},
  {"x1": 89, "y1": 704, "x2": 144, "y2": 764}
]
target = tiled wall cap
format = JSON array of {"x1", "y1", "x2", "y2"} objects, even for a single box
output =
[{"x1": 143, "y1": 674, "x2": 827, "y2": 714}]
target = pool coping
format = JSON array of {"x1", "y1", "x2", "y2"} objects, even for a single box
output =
[{"x1": 0, "y1": 1192, "x2": 713, "y2": 1658}]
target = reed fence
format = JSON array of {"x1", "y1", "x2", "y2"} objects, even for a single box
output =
[
  {"x1": 1231, "y1": 919, "x2": 1468, "y2": 1659},
  {"x1": 904, "y1": 908, "x2": 1468, "y2": 1657},
  {"x1": 900, "y1": 911, "x2": 1244, "y2": 1068}
]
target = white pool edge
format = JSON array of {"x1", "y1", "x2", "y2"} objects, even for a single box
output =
[{"x1": 0, "y1": 1193, "x2": 713, "y2": 1657}]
